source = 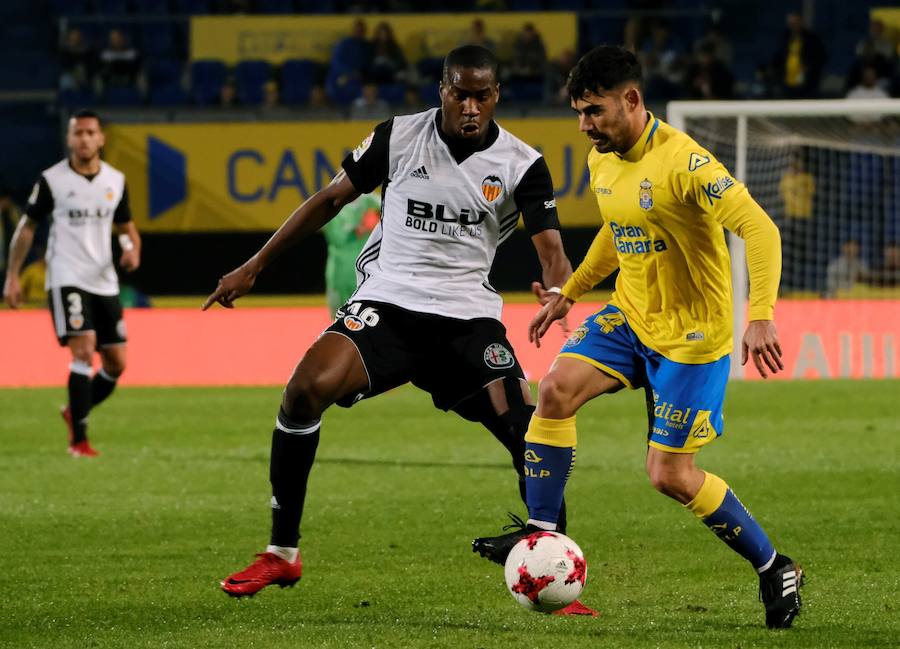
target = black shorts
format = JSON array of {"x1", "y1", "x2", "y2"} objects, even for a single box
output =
[
  {"x1": 49, "y1": 286, "x2": 127, "y2": 347},
  {"x1": 325, "y1": 300, "x2": 525, "y2": 411}
]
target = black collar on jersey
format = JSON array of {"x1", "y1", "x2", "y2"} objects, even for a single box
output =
[
  {"x1": 68, "y1": 159, "x2": 99, "y2": 182},
  {"x1": 434, "y1": 109, "x2": 500, "y2": 164}
]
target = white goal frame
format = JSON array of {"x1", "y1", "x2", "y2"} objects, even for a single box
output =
[{"x1": 666, "y1": 99, "x2": 900, "y2": 378}]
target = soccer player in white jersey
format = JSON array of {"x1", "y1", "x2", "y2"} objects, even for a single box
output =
[
  {"x1": 3, "y1": 110, "x2": 141, "y2": 457},
  {"x1": 204, "y1": 46, "x2": 596, "y2": 613},
  {"x1": 473, "y1": 46, "x2": 804, "y2": 629}
]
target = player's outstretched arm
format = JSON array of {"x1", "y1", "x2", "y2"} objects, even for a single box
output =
[
  {"x1": 203, "y1": 171, "x2": 360, "y2": 310},
  {"x1": 742, "y1": 320, "x2": 784, "y2": 379},
  {"x1": 2, "y1": 216, "x2": 36, "y2": 309}
]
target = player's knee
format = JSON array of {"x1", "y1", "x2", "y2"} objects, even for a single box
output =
[
  {"x1": 646, "y1": 462, "x2": 692, "y2": 500},
  {"x1": 283, "y1": 370, "x2": 333, "y2": 419},
  {"x1": 103, "y1": 357, "x2": 126, "y2": 377},
  {"x1": 536, "y1": 373, "x2": 577, "y2": 417}
]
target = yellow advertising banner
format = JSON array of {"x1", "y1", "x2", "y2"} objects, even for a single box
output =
[
  {"x1": 104, "y1": 117, "x2": 599, "y2": 233},
  {"x1": 190, "y1": 13, "x2": 577, "y2": 65}
]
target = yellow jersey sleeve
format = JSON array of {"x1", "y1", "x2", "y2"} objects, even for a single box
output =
[
  {"x1": 561, "y1": 224, "x2": 618, "y2": 301},
  {"x1": 672, "y1": 158, "x2": 781, "y2": 321}
]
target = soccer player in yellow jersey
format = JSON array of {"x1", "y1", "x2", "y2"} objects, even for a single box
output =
[{"x1": 474, "y1": 46, "x2": 804, "y2": 629}]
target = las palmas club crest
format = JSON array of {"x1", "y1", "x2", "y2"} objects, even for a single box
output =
[
  {"x1": 482, "y1": 175, "x2": 503, "y2": 202},
  {"x1": 639, "y1": 178, "x2": 653, "y2": 210}
]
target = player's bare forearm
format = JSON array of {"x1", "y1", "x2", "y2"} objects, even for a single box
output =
[
  {"x1": 251, "y1": 171, "x2": 360, "y2": 272},
  {"x1": 203, "y1": 172, "x2": 360, "y2": 310},
  {"x1": 532, "y1": 229, "x2": 572, "y2": 290},
  {"x1": 5, "y1": 217, "x2": 35, "y2": 280},
  {"x1": 3, "y1": 217, "x2": 36, "y2": 308}
]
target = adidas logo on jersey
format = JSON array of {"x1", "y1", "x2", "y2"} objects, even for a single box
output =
[{"x1": 410, "y1": 165, "x2": 430, "y2": 180}]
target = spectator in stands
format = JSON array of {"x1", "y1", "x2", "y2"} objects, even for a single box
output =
[
  {"x1": 545, "y1": 47, "x2": 576, "y2": 104},
  {"x1": 350, "y1": 81, "x2": 390, "y2": 121},
  {"x1": 846, "y1": 18, "x2": 897, "y2": 94},
  {"x1": 220, "y1": 76, "x2": 239, "y2": 106},
  {"x1": 508, "y1": 23, "x2": 547, "y2": 85},
  {"x1": 772, "y1": 12, "x2": 826, "y2": 99},
  {"x1": 868, "y1": 243, "x2": 900, "y2": 288},
  {"x1": 846, "y1": 64, "x2": 891, "y2": 124},
  {"x1": 747, "y1": 64, "x2": 775, "y2": 99},
  {"x1": 59, "y1": 27, "x2": 95, "y2": 92},
  {"x1": 824, "y1": 239, "x2": 869, "y2": 298},
  {"x1": 402, "y1": 84, "x2": 423, "y2": 113},
  {"x1": 693, "y1": 25, "x2": 733, "y2": 68},
  {"x1": 98, "y1": 28, "x2": 140, "y2": 90},
  {"x1": 639, "y1": 20, "x2": 687, "y2": 101},
  {"x1": 369, "y1": 22, "x2": 407, "y2": 84},
  {"x1": 460, "y1": 18, "x2": 496, "y2": 53},
  {"x1": 855, "y1": 19, "x2": 896, "y2": 65},
  {"x1": 685, "y1": 43, "x2": 733, "y2": 100},
  {"x1": 328, "y1": 19, "x2": 373, "y2": 100},
  {"x1": 260, "y1": 80, "x2": 283, "y2": 115},
  {"x1": 309, "y1": 84, "x2": 328, "y2": 108},
  {"x1": 778, "y1": 151, "x2": 816, "y2": 290}
]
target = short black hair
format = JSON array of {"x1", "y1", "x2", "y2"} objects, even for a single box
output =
[
  {"x1": 443, "y1": 45, "x2": 498, "y2": 82},
  {"x1": 567, "y1": 45, "x2": 642, "y2": 101},
  {"x1": 71, "y1": 109, "x2": 103, "y2": 128}
]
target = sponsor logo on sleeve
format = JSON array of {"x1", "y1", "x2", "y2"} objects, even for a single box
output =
[
  {"x1": 701, "y1": 176, "x2": 736, "y2": 205},
  {"x1": 352, "y1": 132, "x2": 375, "y2": 162},
  {"x1": 688, "y1": 152, "x2": 710, "y2": 171}
]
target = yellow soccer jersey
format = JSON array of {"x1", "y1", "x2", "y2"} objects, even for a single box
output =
[{"x1": 562, "y1": 114, "x2": 781, "y2": 364}]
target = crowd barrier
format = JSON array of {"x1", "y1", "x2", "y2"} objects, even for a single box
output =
[{"x1": 1, "y1": 300, "x2": 896, "y2": 388}]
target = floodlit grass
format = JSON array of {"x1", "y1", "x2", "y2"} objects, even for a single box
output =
[{"x1": 0, "y1": 381, "x2": 897, "y2": 648}]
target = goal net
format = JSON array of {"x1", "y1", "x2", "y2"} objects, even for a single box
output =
[{"x1": 667, "y1": 99, "x2": 900, "y2": 377}]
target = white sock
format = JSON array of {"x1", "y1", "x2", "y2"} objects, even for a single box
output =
[
  {"x1": 526, "y1": 518, "x2": 557, "y2": 531},
  {"x1": 266, "y1": 544, "x2": 298, "y2": 563}
]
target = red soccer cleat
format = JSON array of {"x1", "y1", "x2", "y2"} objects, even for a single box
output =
[
  {"x1": 68, "y1": 440, "x2": 100, "y2": 458},
  {"x1": 60, "y1": 405, "x2": 74, "y2": 445},
  {"x1": 551, "y1": 600, "x2": 600, "y2": 617},
  {"x1": 221, "y1": 552, "x2": 303, "y2": 597}
]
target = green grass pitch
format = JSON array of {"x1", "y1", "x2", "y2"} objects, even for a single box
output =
[{"x1": 1, "y1": 381, "x2": 898, "y2": 648}]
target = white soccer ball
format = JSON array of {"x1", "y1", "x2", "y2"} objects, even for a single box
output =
[{"x1": 503, "y1": 531, "x2": 586, "y2": 612}]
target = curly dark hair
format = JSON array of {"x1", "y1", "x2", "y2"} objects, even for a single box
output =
[{"x1": 567, "y1": 45, "x2": 642, "y2": 101}]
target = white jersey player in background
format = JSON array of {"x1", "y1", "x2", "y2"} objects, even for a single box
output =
[
  {"x1": 3, "y1": 110, "x2": 142, "y2": 457},
  {"x1": 203, "y1": 45, "x2": 594, "y2": 614}
]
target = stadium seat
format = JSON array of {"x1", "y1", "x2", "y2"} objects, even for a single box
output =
[
  {"x1": 47, "y1": 0, "x2": 90, "y2": 15},
  {"x1": 235, "y1": 60, "x2": 271, "y2": 105},
  {"x1": 378, "y1": 82, "x2": 406, "y2": 105},
  {"x1": 172, "y1": 0, "x2": 213, "y2": 13},
  {"x1": 138, "y1": 0, "x2": 172, "y2": 15},
  {"x1": 326, "y1": 78, "x2": 362, "y2": 106},
  {"x1": 280, "y1": 59, "x2": 317, "y2": 105},
  {"x1": 147, "y1": 59, "x2": 186, "y2": 106},
  {"x1": 59, "y1": 87, "x2": 97, "y2": 108},
  {"x1": 103, "y1": 86, "x2": 143, "y2": 106},
  {"x1": 190, "y1": 59, "x2": 226, "y2": 104},
  {"x1": 507, "y1": 80, "x2": 544, "y2": 103},
  {"x1": 295, "y1": 0, "x2": 335, "y2": 13},
  {"x1": 257, "y1": 0, "x2": 295, "y2": 13},
  {"x1": 140, "y1": 23, "x2": 178, "y2": 58},
  {"x1": 94, "y1": 0, "x2": 132, "y2": 14},
  {"x1": 508, "y1": 0, "x2": 542, "y2": 9}
]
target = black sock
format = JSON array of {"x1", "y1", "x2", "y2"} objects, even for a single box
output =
[
  {"x1": 68, "y1": 363, "x2": 92, "y2": 443},
  {"x1": 90, "y1": 369, "x2": 118, "y2": 407},
  {"x1": 269, "y1": 409, "x2": 321, "y2": 548}
]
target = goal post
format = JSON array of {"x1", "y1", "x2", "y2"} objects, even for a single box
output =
[{"x1": 666, "y1": 99, "x2": 900, "y2": 379}]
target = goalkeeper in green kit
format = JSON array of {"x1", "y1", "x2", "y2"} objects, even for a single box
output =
[{"x1": 323, "y1": 192, "x2": 380, "y2": 314}]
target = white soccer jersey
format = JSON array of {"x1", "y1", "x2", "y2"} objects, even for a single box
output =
[
  {"x1": 26, "y1": 159, "x2": 131, "y2": 296},
  {"x1": 341, "y1": 108, "x2": 559, "y2": 321}
]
